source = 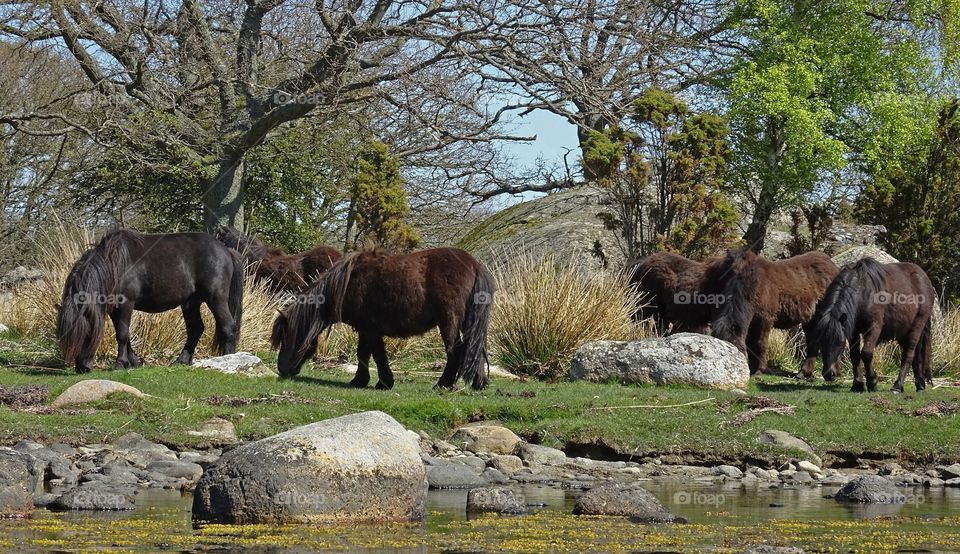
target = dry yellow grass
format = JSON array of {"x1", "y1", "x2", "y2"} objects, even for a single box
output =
[
  {"x1": 1, "y1": 226, "x2": 284, "y2": 365},
  {"x1": 489, "y1": 251, "x2": 646, "y2": 379}
]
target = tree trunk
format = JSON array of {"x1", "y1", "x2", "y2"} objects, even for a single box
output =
[
  {"x1": 204, "y1": 153, "x2": 246, "y2": 232},
  {"x1": 742, "y1": 116, "x2": 785, "y2": 253}
]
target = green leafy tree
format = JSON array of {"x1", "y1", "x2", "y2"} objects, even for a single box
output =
[
  {"x1": 857, "y1": 99, "x2": 960, "y2": 299},
  {"x1": 724, "y1": 0, "x2": 959, "y2": 251},
  {"x1": 346, "y1": 142, "x2": 421, "y2": 251},
  {"x1": 584, "y1": 89, "x2": 738, "y2": 260}
]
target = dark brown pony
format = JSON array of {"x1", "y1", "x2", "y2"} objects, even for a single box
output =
[
  {"x1": 811, "y1": 258, "x2": 934, "y2": 393},
  {"x1": 56, "y1": 230, "x2": 243, "y2": 372},
  {"x1": 271, "y1": 247, "x2": 494, "y2": 390},
  {"x1": 626, "y1": 252, "x2": 721, "y2": 334},
  {"x1": 216, "y1": 226, "x2": 341, "y2": 292},
  {"x1": 709, "y1": 247, "x2": 839, "y2": 376}
]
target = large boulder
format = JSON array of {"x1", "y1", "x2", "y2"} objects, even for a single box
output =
[
  {"x1": 0, "y1": 450, "x2": 36, "y2": 517},
  {"x1": 192, "y1": 411, "x2": 427, "y2": 524},
  {"x1": 51, "y1": 380, "x2": 144, "y2": 408},
  {"x1": 573, "y1": 483, "x2": 683, "y2": 523},
  {"x1": 570, "y1": 333, "x2": 749, "y2": 390},
  {"x1": 458, "y1": 187, "x2": 623, "y2": 271}
]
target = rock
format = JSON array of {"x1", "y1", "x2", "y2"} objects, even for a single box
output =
[
  {"x1": 192, "y1": 411, "x2": 427, "y2": 524},
  {"x1": 50, "y1": 482, "x2": 136, "y2": 511},
  {"x1": 427, "y1": 461, "x2": 487, "y2": 489},
  {"x1": 450, "y1": 455, "x2": 486, "y2": 472},
  {"x1": 517, "y1": 443, "x2": 567, "y2": 466},
  {"x1": 481, "y1": 468, "x2": 511, "y2": 484},
  {"x1": 924, "y1": 478, "x2": 946, "y2": 488},
  {"x1": 0, "y1": 323, "x2": 8, "y2": 334},
  {"x1": 0, "y1": 450, "x2": 36, "y2": 516},
  {"x1": 573, "y1": 483, "x2": 682, "y2": 523},
  {"x1": 488, "y1": 455, "x2": 524, "y2": 474},
  {"x1": 831, "y1": 245, "x2": 898, "y2": 266},
  {"x1": 192, "y1": 352, "x2": 276, "y2": 377},
  {"x1": 50, "y1": 380, "x2": 145, "y2": 408},
  {"x1": 945, "y1": 477, "x2": 960, "y2": 487},
  {"x1": 940, "y1": 463, "x2": 960, "y2": 480},
  {"x1": 467, "y1": 487, "x2": 527, "y2": 514},
  {"x1": 747, "y1": 467, "x2": 774, "y2": 481},
  {"x1": 113, "y1": 433, "x2": 177, "y2": 468},
  {"x1": 758, "y1": 430, "x2": 822, "y2": 467},
  {"x1": 19, "y1": 447, "x2": 80, "y2": 486},
  {"x1": 145, "y1": 460, "x2": 203, "y2": 483},
  {"x1": 797, "y1": 461, "x2": 822, "y2": 476},
  {"x1": 742, "y1": 546, "x2": 805, "y2": 554},
  {"x1": 570, "y1": 334, "x2": 749, "y2": 390},
  {"x1": 186, "y1": 417, "x2": 238, "y2": 444},
  {"x1": 450, "y1": 424, "x2": 521, "y2": 455},
  {"x1": 178, "y1": 451, "x2": 221, "y2": 466},
  {"x1": 834, "y1": 475, "x2": 905, "y2": 503},
  {"x1": 716, "y1": 465, "x2": 743, "y2": 479},
  {"x1": 458, "y1": 187, "x2": 625, "y2": 272}
]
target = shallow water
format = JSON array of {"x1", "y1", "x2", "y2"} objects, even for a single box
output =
[{"x1": 4, "y1": 482, "x2": 960, "y2": 552}]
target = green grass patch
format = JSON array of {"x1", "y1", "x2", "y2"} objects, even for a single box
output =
[{"x1": 0, "y1": 337, "x2": 959, "y2": 465}]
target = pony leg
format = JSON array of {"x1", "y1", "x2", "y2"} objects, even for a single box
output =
[
  {"x1": 800, "y1": 323, "x2": 819, "y2": 381},
  {"x1": 745, "y1": 320, "x2": 769, "y2": 375},
  {"x1": 435, "y1": 320, "x2": 463, "y2": 389},
  {"x1": 897, "y1": 328, "x2": 924, "y2": 393},
  {"x1": 109, "y1": 304, "x2": 138, "y2": 369},
  {"x1": 861, "y1": 326, "x2": 881, "y2": 392},
  {"x1": 850, "y1": 336, "x2": 867, "y2": 392},
  {"x1": 368, "y1": 335, "x2": 394, "y2": 390},
  {"x1": 208, "y1": 296, "x2": 238, "y2": 355},
  {"x1": 349, "y1": 333, "x2": 372, "y2": 388},
  {"x1": 175, "y1": 301, "x2": 205, "y2": 365}
]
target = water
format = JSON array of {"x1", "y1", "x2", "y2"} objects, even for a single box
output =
[{"x1": 4, "y1": 483, "x2": 960, "y2": 552}]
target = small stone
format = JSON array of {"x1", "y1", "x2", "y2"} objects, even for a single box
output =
[
  {"x1": 187, "y1": 417, "x2": 238, "y2": 444},
  {"x1": 797, "y1": 460, "x2": 822, "y2": 475},
  {"x1": 145, "y1": 460, "x2": 203, "y2": 482},
  {"x1": 427, "y1": 462, "x2": 486, "y2": 489},
  {"x1": 481, "y1": 468, "x2": 511, "y2": 484},
  {"x1": 924, "y1": 478, "x2": 946, "y2": 488},
  {"x1": 466, "y1": 487, "x2": 527, "y2": 514},
  {"x1": 51, "y1": 380, "x2": 144, "y2": 408},
  {"x1": 716, "y1": 465, "x2": 743, "y2": 479},
  {"x1": 450, "y1": 455, "x2": 486, "y2": 472},
  {"x1": 758, "y1": 430, "x2": 821, "y2": 466},
  {"x1": 940, "y1": 463, "x2": 960, "y2": 480},
  {"x1": 573, "y1": 483, "x2": 683, "y2": 522},
  {"x1": 488, "y1": 455, "x2": 524, "y2": 474},
  {"x1": 835, "y1": 475, "x2": 905, "y2": 503},
  {"x1": 517, "y1": 443, "x2": 567, "y2": 466},
  {"x1": 50, "y1": 483, "x2": 136, "y2": 511},
  {"x1": 192, "y1": 352, "x2": 276, "y2": 377},
  {"x1": 450, "y1": 424, "x2": 521, "y2": 455}
]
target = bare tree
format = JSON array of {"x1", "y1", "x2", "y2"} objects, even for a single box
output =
[{"x1": 0, "y1": 0, "x2": 528, "y2": 229}]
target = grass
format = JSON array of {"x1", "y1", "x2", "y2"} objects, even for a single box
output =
[{"x1": 1, "y1": 335, "x2": 959, "y2": 466}]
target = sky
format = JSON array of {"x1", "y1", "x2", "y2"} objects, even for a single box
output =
[{"x1": 501, "y1": 108, "x2": 580, "y2": 189}]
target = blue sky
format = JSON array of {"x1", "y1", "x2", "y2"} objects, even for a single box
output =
[{"x1": 503, "y1": 108, "x2": 580, "y2": 178}]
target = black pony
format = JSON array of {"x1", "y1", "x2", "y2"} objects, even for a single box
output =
[
  {"x1": 57, "y1": 230, "x2": 244, "y2": 372},
  {"x1": 811, "y1": 258, "x2": 935, "y2": 393},
  {"x1": 271, "y1": 247, "x2": 494, "y2": 390}
]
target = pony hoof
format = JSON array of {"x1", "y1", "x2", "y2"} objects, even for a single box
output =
[
  {"x1": 349, "y1": 379, "x2": 369, "y2": 388},
  {"x1": 174, "y1": 355, "x2": 191, "y2": 365},
  {"x1": 850, "y1": 382, "x2": 866, "y2": 393},
  {"x1": 375, "y1": 381, "x2": 393, "y2": 390}
]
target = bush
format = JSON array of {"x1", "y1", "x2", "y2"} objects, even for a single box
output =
[
  {"x1": 1, "y1": 226, "x2": 284, "y2": 364},
  {"x1": 489, "y1": 252, "x2": 645, "y2": 380}
]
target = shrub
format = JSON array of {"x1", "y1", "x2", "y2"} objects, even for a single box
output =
[{"x1": 489, "y1": 252, "x2": 645, "y2": 380}]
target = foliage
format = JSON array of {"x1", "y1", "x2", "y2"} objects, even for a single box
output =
[
  {"x1": 489, "y1": 251, "x2": 645, "y2": 380},
  {"x1": 348, "y1": 141, "x2": 420, "y2": 251},
  {"x1": 583, "y1": 89, "x2": 738, "y2": 259},
  {"x1": 857, "y1": 99, "x2": 960, "y2": 299},
  {"x1": 785, "y1": 204, "x2": 833, "y2": 257}
]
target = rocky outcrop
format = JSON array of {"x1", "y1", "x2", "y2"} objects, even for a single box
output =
[
  {"x1": 458, "y1": 187, "x2": 623, "y2": 271},
  {"x1": 834, "y1": 475, "x2": 905, "y2": 503},
  {"x1": 570, "y1": 333, "x2": 749, "y2": 390},
  {"x1": 0, "y1": 449, "x2": 37, "y2": 517},
  {"x1": 192, "y1": 411, "x2": 427, "y2": 523}
]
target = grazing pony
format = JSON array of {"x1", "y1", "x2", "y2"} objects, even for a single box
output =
[
  {"x1": 271, "y1": 248, "x2": 495, "y2": 390},
  {"x1": 811, "y1": 258, "x2": 934, "y2": 393},
  {"x1": 709, "y1": 248, "x2": 839, "y2": 376},
  {"x1": 216, "y1": 226, "x2": 341, "y2": 292},
  {"x1": 57, "y1": 230, "x2": 243, "y2": 372},
  {"x1": 626, "y1": 252, "x2": 721, "y2": 334}
]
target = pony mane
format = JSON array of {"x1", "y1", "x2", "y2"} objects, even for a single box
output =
[
  {"x1": 710, "y1": 247, "x2": 760, "y2": 340},
  {"x1": 57, "y1": 229, "x2": 138, "y2": 363},
  {"x1": 271, "y1": 252, "x2": 359, "y2": 357},
  {"x1": 217, "y1": 226, "x2": 272, "y2": 259},
  {"x1": 811, "y1": 257, "x2": 886, "y2": 347}
]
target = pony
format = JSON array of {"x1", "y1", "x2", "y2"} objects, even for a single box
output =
[
  {"x1": 271, "y1": 247, "x2": 494, "y2": 390},
  {"x1": 708, "y1": 247, "x2": 839, "y2": 376},
  {"x1": 56, "y1": 229, "x2": 243, "y2": 372},
  {"x1": 811, "y1": 258, "x2": 935, "y2": 393},
  {"x1": 626, "y1": 252, "x2": 721, "y2": 334},
  {"x1": 216, "y1": 226, "x2": 341, "y2": 292}
]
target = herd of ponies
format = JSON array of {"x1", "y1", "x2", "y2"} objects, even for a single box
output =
[{"x1": 54, "y1": 228, "x2": 935, "y2": 394}]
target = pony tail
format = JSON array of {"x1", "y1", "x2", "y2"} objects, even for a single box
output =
[
  {"x1": 215, "y1": 250, "x2": 244, "y2": 354},
  {"x1": 459, "y1": 264, "x2": 495, "y2": 390}
]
